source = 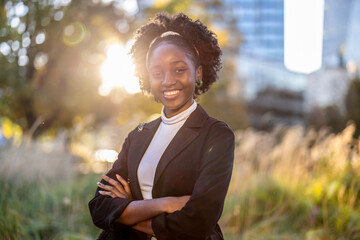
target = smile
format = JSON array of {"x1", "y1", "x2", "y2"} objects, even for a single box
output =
[{"x1": 163, "y1": 90, "x2": 180, "y2": 97}]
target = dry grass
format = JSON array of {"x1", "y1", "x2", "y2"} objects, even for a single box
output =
[
  {"x1": 222, "y1": 124, "x2": 360, "y2": 239},
  {"x1": 0, "y1": 142, "x2": 75, "y2": 184}
]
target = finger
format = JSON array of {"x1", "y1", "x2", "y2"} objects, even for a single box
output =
[
  {"x1": 101, "y1": 175, "x2": 123, "y2": 189},
  {"x1": 97, "y1": 182, "x2": 115, "y2": 191},
  {"x1": 116, "y1": 174, "x2": 132, "y2": 198},
  {"x1": 97, "y1": 182, "x2": 126, "y2": 198},
  {"x1": 99, "y1": 190, "x2": 116, "y2": 198},
  {"x1": 102, "y1": 175, "x2": 128, "y2": 197},
  {"x1": 101, "y1": 174, "x2": 117, "y2": 185}
]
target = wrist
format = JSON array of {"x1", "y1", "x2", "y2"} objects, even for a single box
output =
[{"x1": 161, "y1": 196, "x2": 173, "y2": 213}]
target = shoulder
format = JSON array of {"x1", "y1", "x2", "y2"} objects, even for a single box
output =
[
  {"x1": 209, "y1": 118, "x2": 234, "y2": 135},
  {"x1": 127, "y1": 117, "x2": 161, "y2": 138},
  {"x1": 191, "y1": 105, "x2": 235, "y2": 147},
  {"x1": 197, "y1": 105, "x2": 234, "y2": 137},
  {"x1": 207, "y1": 117, "x2": 235, "y2": 146}
]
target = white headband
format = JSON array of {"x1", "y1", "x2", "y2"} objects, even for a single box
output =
[{"x1": 146, "y1": 31, "x2": 200, "y2": 68}]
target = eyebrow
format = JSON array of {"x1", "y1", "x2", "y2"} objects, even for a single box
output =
[
  {"x1": 149, "y1": 60, "x2": 187, "y2": 70},
  {"x1": 170, "y1": 60, "x2": 187, "y2": 65}
]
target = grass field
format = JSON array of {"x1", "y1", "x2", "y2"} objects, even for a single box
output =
[
  {"x1": 1, "y1": 124, "x2": 359, "y2": 239},
  {"x1": 221, "y1": 124, "x2": 360, "y2": 239}
]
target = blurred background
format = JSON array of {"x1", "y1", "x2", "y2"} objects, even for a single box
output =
[{"x1": 1, "y1": 0, "x2": 360, "y2": 239}]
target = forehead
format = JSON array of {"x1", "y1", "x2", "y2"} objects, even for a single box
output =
[{"x1": 148, "y1": 42, "x2": 193, "y2": 67}]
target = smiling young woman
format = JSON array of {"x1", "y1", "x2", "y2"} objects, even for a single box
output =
[
  {"x1": 89, "y1": 13, "x2": 235, "y2": 240},
  {"x1": 148, "y1": 42, "x2": 201, "y2": 118}
]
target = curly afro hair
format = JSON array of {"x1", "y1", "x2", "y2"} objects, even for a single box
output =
[{"x1": 130, "y1": 12, "x2": 222, "y2": 97}]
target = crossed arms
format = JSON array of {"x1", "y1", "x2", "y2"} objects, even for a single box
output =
[{"x1": 97, "y1": 173, "x2": 190, "y2": 236}]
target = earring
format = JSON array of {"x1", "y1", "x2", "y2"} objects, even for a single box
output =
[{"x1": 195, "y1": 78, "x2": 203, "y2": 88}]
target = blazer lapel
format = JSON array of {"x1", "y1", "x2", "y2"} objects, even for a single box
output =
[
  {"x1": 128, "y1": 118, "x2": 161, "y2": 200},
  {"x1": 153, "y1": 105, "x2": 208, "y2": 186}
]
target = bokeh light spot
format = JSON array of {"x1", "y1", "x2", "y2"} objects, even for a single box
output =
[
  {"x1": 14, "y1": 2, "x2": 29, "y2": 17},
  {"x1": 10, "y1": 17, "x2": 20, "y2": 28},
  {"x1": 116, "y1": 19, "x2": 130, "y2": 33},
  {"x1": 34, "y1": 52, "x2": 49, "y2": 69},
  {"x1": 63, "y1": 22, "x2": 86, "y2": 46},
  {"x1": 22, "y1": 37, "x2": 31, "y2": 48},
  {"x1": 54, "y1": 11, "x2": 64, "y2": 21},
  {"x1": 11, "y1": 41, "x2": 20, "y2": 51},
  {"x1": 17, "y1": 23, "x2": 26, "y2": 34},
  {"x1": 35, "y1": 32, "x2": 46, "y2": 45},
  {"x1": 122, "y1": 0, "x2": 138, "y2": 14},
  {"x1": 18, "y1": 55, "x2": 29, "y2": 66},
  {"x1": 0, "y1": 42, "x2": 11, "y2": 56},
  {"x1": 94, "y1": 149, "x2": 118, "y2": 163}
]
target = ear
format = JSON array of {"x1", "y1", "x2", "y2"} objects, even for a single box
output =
[{"x1": 196, "y1": 65, "x2": 203, "y2": 80}]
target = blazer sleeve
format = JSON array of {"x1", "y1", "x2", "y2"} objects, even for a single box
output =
[
  {"x1": 152, "y1": 121, "x2": 235, "y2": 240},
  {"x1": 88, "y1": 133, "x2": 134, "y2": 231}
]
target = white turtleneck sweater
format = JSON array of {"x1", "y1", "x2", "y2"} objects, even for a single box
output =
[{"x1": 137, "y1": 101, "x2": 197, "y2": 200}]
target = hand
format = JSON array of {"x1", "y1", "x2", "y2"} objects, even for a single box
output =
[
  {"x1": 164, "y1": 195, "x2": 191, "y2": 213},
  {"x1": 97, "y1": 174, "x2": 133, "y2": 199}
]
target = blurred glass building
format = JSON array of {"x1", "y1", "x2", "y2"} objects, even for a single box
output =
[
  {"x1": 222, "y1": 0, "x2": 304, "y2": 128},
  {"x1": 224, "y1": 0, "x2": 284, "y2": 62},
  {"x1": 221, "y1": 0, "x2": 360, "y2": 128},
  {"x1": 322, "y1": 0, "x2": 352, "y2": 68},
  {"x1": 345, "y1": 0, "x2": 360, "y2": 64},
  {"x1": 222, "y1": 0, "x2": 305, "y2": 98}
]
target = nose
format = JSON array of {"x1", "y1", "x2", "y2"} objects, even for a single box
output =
[{"x1": 162, "y1": 72, "x2": 176, "y2": 86}]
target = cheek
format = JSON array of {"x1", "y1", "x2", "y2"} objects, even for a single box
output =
[
  {"x1": 149, "y1": 79, "x2": 163, "y2": 96},
  {"x1": 188, "y1": 72, "x2": 197, "y2": 87}
]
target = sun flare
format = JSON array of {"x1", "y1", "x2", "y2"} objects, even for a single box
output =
[{"x1": 99, "y1": 42, "x2": 140, "y2": 96}]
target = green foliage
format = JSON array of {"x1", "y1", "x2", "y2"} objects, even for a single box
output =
[
  {"x1": 0, "y1": 0, "x2": 137, "y2": 137},
  {"x1": 1, "y1": 0, "x2": 244, "y2": 139},
  {"x1": 0, "y1": 174, "x2": 101, "y2": 239}
]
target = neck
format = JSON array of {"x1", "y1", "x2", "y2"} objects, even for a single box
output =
[{"x1": 164, "y1": 99, "x2": 194, "y2": 118}]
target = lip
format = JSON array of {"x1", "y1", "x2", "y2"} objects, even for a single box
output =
[{"x1": 163, "y1": 89, "x2": 180, "y2": 99}]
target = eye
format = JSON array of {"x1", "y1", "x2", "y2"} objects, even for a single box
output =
[
  {"x1": 175, "y1": 68, "x2": 187, "y2": 74},
  {"x1": 151, "y1": 71, "x2": 163, "y2": 78}
]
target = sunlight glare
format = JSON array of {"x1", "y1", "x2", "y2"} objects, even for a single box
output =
[
  {"x1": 99, "y1": 42, "x2": 140, "y2": 96},
  {"x1": 284, "y1": 0, "x2": 324, "y2": 74}
]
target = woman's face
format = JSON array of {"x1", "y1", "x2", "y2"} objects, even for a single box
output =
[{"x1": 148, "y1": 42, "x2": 201, "y2": 118}]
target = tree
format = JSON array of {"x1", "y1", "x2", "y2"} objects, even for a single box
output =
[
  {"x1": 0, "y1": 0, "x2": 246, "y2": 138},
  {"x1": 0, "y1": 0, "x2": 138, "y2": 138},
  {"x1": 345, "y1": 77, "x2": 360, "y2": 138},
  {"x1": 306, "y1": 105, "x2": 346, "y2": 133}
]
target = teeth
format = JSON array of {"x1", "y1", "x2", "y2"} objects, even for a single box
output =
[{"x1": 164, "y1": 90, "x2": 180, "y2": 96}]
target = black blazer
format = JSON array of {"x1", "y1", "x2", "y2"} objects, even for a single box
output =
[{"x1": 89, "y1": 105, "x2": 235, "y2": 240}]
